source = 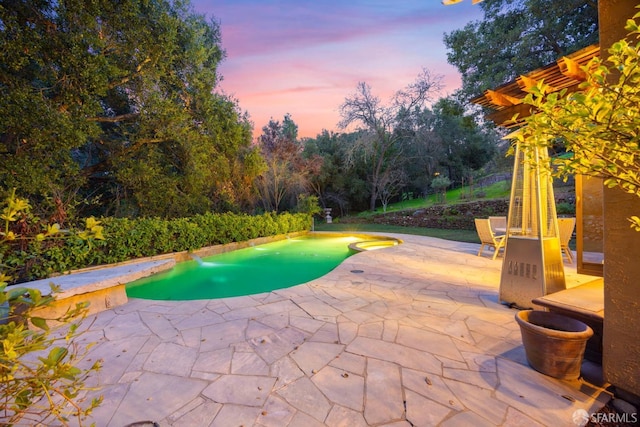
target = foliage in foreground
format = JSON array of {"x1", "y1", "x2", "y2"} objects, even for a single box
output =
[
  {"x1": 511, "y1": 12, "x2": 640, "y2": 231},
  {"x1": 1, "y1": 192, "x2": 103, "y2": 426},
  {"x1": 0, "y1": 285, "x2": 102, "y2": 426}
]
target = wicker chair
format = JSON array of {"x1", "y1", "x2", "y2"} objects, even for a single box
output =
[
  {"x1": 558, "y1": 217, "x2": 576, "y2": 263},
  {"x1": 475, "y1": 218, "x2": 506, "y2": 260}
]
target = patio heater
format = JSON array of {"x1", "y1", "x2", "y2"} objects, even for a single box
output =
[{"x1": 499, "y1": 141, "x2": 566, "y2": 309}]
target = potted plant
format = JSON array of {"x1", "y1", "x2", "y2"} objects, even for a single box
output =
[{"x1": 515, "y1": 310, "x2": 593, "y2": 380}]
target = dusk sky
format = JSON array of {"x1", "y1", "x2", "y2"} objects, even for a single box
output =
[{"x1": 191, "y1": 1, "x2": 484, "y2": 138}]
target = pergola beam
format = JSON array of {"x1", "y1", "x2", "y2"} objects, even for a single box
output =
[{"x1": 558, "y1": 56, "x2": 588, "y2": 81}]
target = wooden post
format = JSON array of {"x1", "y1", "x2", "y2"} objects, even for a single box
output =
[{"x1": 599, "y1": 0, "x2": 640, "y2": 402}]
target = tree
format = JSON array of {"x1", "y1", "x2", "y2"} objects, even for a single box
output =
[
  {"x1": 338, "y1": 69, "x2": 443, "y2": 211},
  {"x1": 430, "y1": 97, "x2": 497, "y2": 186},
  {"x1": 302, "y1": 130, "x2": 369, "y2": 215},
  {"x1": 431, "y1": 175, "x2": 451, "y2": 204},
  {"x1": 0, "y1": 0, "x2": 256, "y2": 218},
  {"x1": 255, "y1": 115, "x2": 314, "y2": 212},
  {"x1": 399, "y1": 108, "x2": 446, "y2": 197},
  {"x1": 444, "y1": 0, "x2": 599, "y2": 99},
  {"x1": 378, "y1": 169, "x2": 408, "y2": 213},
  {"x1": 510, "y1": 14, "x2": 640, "y2": 231}
]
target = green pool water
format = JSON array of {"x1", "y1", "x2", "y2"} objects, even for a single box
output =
[{"x1": 126, "y1": 235, "x2": 367, "y2": 300}]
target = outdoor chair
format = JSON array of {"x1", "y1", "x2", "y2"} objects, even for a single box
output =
[
  {"x1": 488, "y1": 216, "x2": 507, "y2": 234},
  {"x1": 474, "y1": 218, "x2": 506, "y2": 260},
  {"x1": 558, "y1": 217, "x2": 576, "y2": 263}
]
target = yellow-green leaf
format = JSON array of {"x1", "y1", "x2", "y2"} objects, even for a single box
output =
[
  {"x1": 6, "y1": 287, "x2": 28, "y2": 301},
  {"x1": 31, "y1": 317, "x2": 49, "y2": 331},
  {"x1": 48, "y1": 347, "x2": 69, "y2": 366},
  {"x1": 47, "y1": 223, "x2": 61, "y2": 235},
  {"x1": 85, "y1": 216, "x2": 101, "y2": 229},
  {"x1": 0, "y1": 273, "x2": 12, "y2": 286}
]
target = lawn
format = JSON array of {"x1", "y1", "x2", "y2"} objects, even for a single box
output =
[{"x1": 313, "y1": 222, "x2": 481, "y2": 244}]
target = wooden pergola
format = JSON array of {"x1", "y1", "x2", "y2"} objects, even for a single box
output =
[{"x1": 470, "y1": 44, "x2": 600, "y2": 128}]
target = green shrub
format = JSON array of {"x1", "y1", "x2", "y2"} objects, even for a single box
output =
[
  {"x1": 556, "y1": 202, "x2": 576, "y2": 215},
  {"x1": 1, "y1": 191, "x2": 105, "y2": 284},
  {"x1": 8, "y1": 211, "x2": 311, "y2": 283}
]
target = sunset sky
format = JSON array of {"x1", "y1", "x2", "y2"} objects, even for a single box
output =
[{"x1": 191, "y1": 1, "x2": 484, "y2": 139}]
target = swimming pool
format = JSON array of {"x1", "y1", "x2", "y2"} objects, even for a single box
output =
[{"x1": 125, "y1": 234, "x2": 398, "y2": 300}]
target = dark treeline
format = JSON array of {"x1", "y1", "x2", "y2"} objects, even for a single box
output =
[
  {"x1": 298, "y1": 95, "x2": 499, "y2": 215},
  {"x1": 254, "y1": 67, "x2": 501, "y2": 215}
]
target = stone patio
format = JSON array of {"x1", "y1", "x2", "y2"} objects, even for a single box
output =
[{"x1": 62, "y1": 233, "x2": 609, "y2": 426}]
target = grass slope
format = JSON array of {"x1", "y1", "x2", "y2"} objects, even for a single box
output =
[{"x1": 357, "y1": 180, "x2": 512, "y2": 218}]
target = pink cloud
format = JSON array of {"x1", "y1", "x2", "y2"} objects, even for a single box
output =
[{"x1": 194, "y1": 1, "x2": 483, "y2": 138}]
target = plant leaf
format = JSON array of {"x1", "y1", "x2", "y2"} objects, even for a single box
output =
[{"x1": 31, "y1": 317, "x2": 49, "y2": 331}]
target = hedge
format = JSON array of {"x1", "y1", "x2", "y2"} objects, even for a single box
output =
[{"x1": 10, "y1": 211, "x2": 311, "y2": 283}]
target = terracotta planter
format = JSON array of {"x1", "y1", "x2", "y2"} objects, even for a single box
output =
[{"x1": 515, "y1": 310, "x2": 593, "y2": 380}]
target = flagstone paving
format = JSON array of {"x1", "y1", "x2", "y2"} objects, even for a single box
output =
[{"x1": 69, "y1": 234, "x2": 608, "y2": 426}]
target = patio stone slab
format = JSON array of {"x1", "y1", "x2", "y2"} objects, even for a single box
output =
[
  {"x1": 312, "y1": 365, "x2": 364, "y2": 411},
  {"x1": 325, "y1": 405, "x2": 369, "y2": 427},
  {"x1": 192, "y1": 348, "x2": 233, "y2": 374},
  {"x1": 231, "y1": 350, "x2": 270, "y2": 375},
  {"x1": 255, "y1": 395, "x2": 297, "y2": 427},
  {"x1": 86, "y1": 336, "x2": 148, "y2": 385},
  {"x1": 494, "y1": 357, "x2": 609, "y2": 426},
  {"x1": 364, "y1": 358, "x2": 404, "y2": 425},
  {"x1": 329, "y1": 351, "x2": 366, "y2": 375},
  {"x1": 143, "y1": 342, "x2": 197, "y2": 376},
  {"x1": 172, "y1": 308, "x2": 226, "y2": 330},
  {"x1": 401, "y1": 367, "x2": 462, "y2": 410},
  {"x1": 396, "y1": 324, "x2": 464, "y2": 362},
  {"x1": 290, "y1": 341, "x2": 344, "y2": 376},
  {"x1": 199, "y1": 318, "x2": 248, "y2": 351},
  {"x1": 209, "y1": 404, "x2": 262, "y2": 427},
  {"x1": 444, "y1": 377, "x2": 508, "y2": 425},
  {"x1": 139, "y1": 310, "x2": 179, "y2": 341},
  {"x1": 202, "y1": 375, "x2": 276, "y2": 406},
  {"x1": 276, "y1": 376, "x2": 331, "y2": 422},
  {"x1": 440, "y1": 411, "x2": 497, "y2": 427},
  {"x1": 250, "y1": 327, "x2": 307, "y2": 364},
  {"x1": 107, "y1": 372, "x2": 206, "y2": 427},
  {"x1": 347, "y1": 336, "x2": 442, "y2": 374},
  {"x1": 168, "y1": 399, "x2": 222, "y2": 426},
  {"x1": 103, "y1": 311, "x2": 151, "y2": 340},
  {"x1": 404, "y1": 388, "x2": 452, "y2": 426}
]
